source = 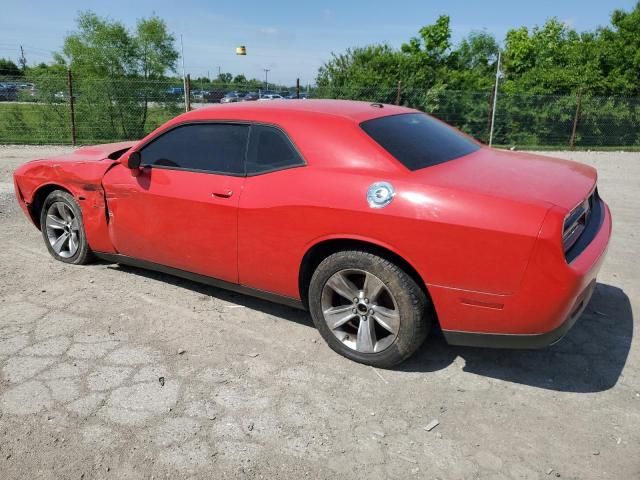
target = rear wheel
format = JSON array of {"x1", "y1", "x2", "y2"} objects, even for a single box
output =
[
  {"x1": 308, "y1": 250, "x2": 431, "y2": 368},
  {"x1": 40, "y1": 190, "x2": 93, "y2": 265}
]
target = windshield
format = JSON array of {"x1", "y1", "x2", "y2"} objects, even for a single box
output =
[{"x1": 360, "y1": 113, "x2": 479, "y2": 171}]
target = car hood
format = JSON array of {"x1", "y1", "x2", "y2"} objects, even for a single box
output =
[
  {"x1": 45, "y1": 141, "x2": 137, "y2": 163},
  {"x1": 412, "y1": 147, "x2": 597, "y2": 211},
  {"x1": 14, "y1": 141, "x2": 137, "y2": 202}
]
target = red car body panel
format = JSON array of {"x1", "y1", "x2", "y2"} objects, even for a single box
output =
[
  {"x1": 13, "y1": 100, "x2": 611, "y2": 346},
  {"x1": 103, "y1": 166, "x2": 243, "y2": 283}
]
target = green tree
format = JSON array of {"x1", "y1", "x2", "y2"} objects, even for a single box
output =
[
  {"x1": 502, "y1": 18, "x2": 604, "y2": 95},
  {"x1": 0, "y1": 58, "x2": 22, "y2": 77},
  {"x1": 52, "y1": 11, "x2": 178, "y2": 141},
  {"x1": 217, "y1": 72, "x2": 233, "y2": 83},
  {"x1": 232, "y1": 74, "x2": 247, "y2": 84},
  {"x1": 316, "y1": 4, "x2": 640, "y2": 147},
  {"x1": 136, "y1": 16, "x2": 178, "y2": 80},
  {"x1": 317, "y1": 44, "x2": 402, "y2": 100},
  {"x1": 598, "y1": 2, "x2": 640, "y2": 95}
]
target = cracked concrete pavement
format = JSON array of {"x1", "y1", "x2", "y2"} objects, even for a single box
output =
[{"x1": 0, "y1": 146, "x2": 638, "y2": 479}]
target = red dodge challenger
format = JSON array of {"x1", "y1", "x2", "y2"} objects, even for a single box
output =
[{"x1": 13, "y1": 100, "x2": 612, "y2": 367}]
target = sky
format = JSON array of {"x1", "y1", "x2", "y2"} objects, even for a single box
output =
[{"x1": 0, "y1": 0, "x2": 636, "y2": 85}]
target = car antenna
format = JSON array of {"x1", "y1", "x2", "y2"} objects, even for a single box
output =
[{"x1": 370, "y1": 103, "x2": 384, "y2": 108}]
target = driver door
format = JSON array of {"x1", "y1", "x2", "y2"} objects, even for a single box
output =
[{"x1": 102, "y1": 123, "x2": 248, "y2": 283}]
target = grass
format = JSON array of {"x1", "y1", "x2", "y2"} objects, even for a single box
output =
[{"x1": 0, "y1": 102, "x2": 179, "y2": 145}]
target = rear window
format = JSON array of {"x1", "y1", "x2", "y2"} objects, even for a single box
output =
[{"x1": 360, "y1": 113, "x2": 479, "y2": 170}]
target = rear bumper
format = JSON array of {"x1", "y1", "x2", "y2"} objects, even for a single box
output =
[
  {"x1": 436, "y1": 199, "x2": 612, "y2": 348},
  {"x1": 442, "y1": 279, "x2": 595, "y2": 348}
]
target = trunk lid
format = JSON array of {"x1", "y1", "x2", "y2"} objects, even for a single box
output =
[{"x1": 414, "y1": 147, "x2": 596, "y2": 211}]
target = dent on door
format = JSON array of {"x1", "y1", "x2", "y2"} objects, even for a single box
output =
[{"x1": 103, "y1": 164, "x2": 243, "y2": 283}]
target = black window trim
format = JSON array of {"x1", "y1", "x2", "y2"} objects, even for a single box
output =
[{"x1": 135, "y1": 120, "x2": 307, "y2": 177}]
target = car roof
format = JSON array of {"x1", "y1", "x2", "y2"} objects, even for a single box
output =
[{"x1": 178, "y1": 99, "x2": 417, "y2": 124}]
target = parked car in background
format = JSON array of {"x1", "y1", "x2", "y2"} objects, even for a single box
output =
[
  {"x1": 191, "y1": 90, "x2": 207, "y2": 101},
  {"x1": 166, "y1": 87, "x2": 184, "y2": 96},
  {"x1": 203, "y1": 89, "x2": 226, "y2": 103},
  {"x1": 0, "y1": 83, "x2": 18, "y2": 101},
  {"x1": 258, "y1": 94, "x2": 284, "y2": 101},
  {"x1": 286, "y1": 92, "x2": 310, "y2": 99},
  {"x1": 13, "y1": 100, "x2": 611, "y2": 367},
  {"x1": 242, "y1": 92, "x2": 260, "y2": 102},
  {"x1": 220, "y1": 92, "x2": 244, "y2": 103}
]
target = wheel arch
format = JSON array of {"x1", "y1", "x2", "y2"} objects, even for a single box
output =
[
  {"x1": 29, "y1": 183, "x2": 74, "y2": 230},
  {"x1": 298, "y1": 237, "x2": 435, "y2": 316}
]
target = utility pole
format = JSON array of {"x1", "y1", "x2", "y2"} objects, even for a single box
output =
[
  {"x1": 19, "y1": 45, "x2": 26, "y2": 70},
  {"x1": 180, "y1": 35, "x2": 188, "y2": 112},
  {"x1": 488, "y1": 50, "x2": 501, "y2": 147},
  {"x1": 186, "y1": 74, "x2": 191, "y2": 112},
  {"x1": 263, "y1": 69, "x2": 270, "y2": 91}
]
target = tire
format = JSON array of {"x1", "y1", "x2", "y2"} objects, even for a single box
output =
[
  {"x1": 308, "y1": 250, "x2": 431, "y2": 368},
  {"x1": 39, "y1": 190, "x2": 94, "y2": 265}
]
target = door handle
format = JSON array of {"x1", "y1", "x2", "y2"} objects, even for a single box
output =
[{"x1": 212, "y1": 190, "x2": 233, "y2": 198}]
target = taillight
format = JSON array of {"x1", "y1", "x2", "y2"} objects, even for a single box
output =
[{"x1": 563, "y1": 190, "x2": 595, "y2": 253}]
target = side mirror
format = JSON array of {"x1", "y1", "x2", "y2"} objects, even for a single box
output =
[{"x1": 127, "y1": 151, "x2": 142, "y2": 169}]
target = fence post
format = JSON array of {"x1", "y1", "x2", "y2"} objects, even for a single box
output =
[
  {"x1": 395, "y1": 81, "x2": 402, "y2": 105},
  {"x1": 296, "y1": 78, "x2": 300, "y2": 99},
  {"x1": 186, "y1": 74, "x2": 191, "y2": 112},
  {"x1": 569, "y1": 89, "x2": 582, "y2": 150},
  {"x1": 488, "y1": 50, "x2": 501, "y2": 147},
  {"x1": 67, "y1": 69, "x2": 76, "y2": 146}
]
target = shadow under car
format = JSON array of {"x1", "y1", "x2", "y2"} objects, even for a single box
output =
[{"x1": 105, "y1": 262, "x2": 632, "y2": 393}]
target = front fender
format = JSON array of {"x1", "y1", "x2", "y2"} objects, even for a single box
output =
[{"x1": 14, "y1": 160, "x2": 118, "y2": 253}]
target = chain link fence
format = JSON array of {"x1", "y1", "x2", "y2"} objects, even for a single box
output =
[
  {"x1": 314, "y1": 85, "x2": 640, "y2": 148},
  {"x1": 1, "y1": 73, "x2": 639, "y2": 148}
]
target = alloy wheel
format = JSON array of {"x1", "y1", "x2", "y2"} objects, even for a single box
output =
[
  {"x1": 321, "y1": 269, "x2": 400, "y2": 353},
  {"x1": 45, "y1": 201, "x2": 80, "y2": 258}
]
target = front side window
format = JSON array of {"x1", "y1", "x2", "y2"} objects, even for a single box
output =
[
  {"x1": 360, "y1": 113, "x2": 479, "y2": 171},
  {"x1": 246, "y1": 125, "x2": 305, "y2": 175},
  {"x1": 141, "y1": 123, "x2": 249, "y2": 175}
]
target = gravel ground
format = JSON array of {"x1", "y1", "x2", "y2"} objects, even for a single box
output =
[{"x1": 0, "y1": 145, "x2": 638, "y2": 479}]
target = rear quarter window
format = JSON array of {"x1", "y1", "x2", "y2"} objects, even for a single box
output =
[
  {"x1": 360, "y1": 113, "x2": 479, "y2": 170},
  {"x1": 245, "y1": 125, "x2": 305, "y2": 175}
]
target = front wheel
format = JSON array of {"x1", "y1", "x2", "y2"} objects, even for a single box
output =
[
  {"x1": 308, "y1": 250, "x2": 431, "y2": 368},
  {"x1": 40, "y1": 190, "x2": 93, "y2": 265}
]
